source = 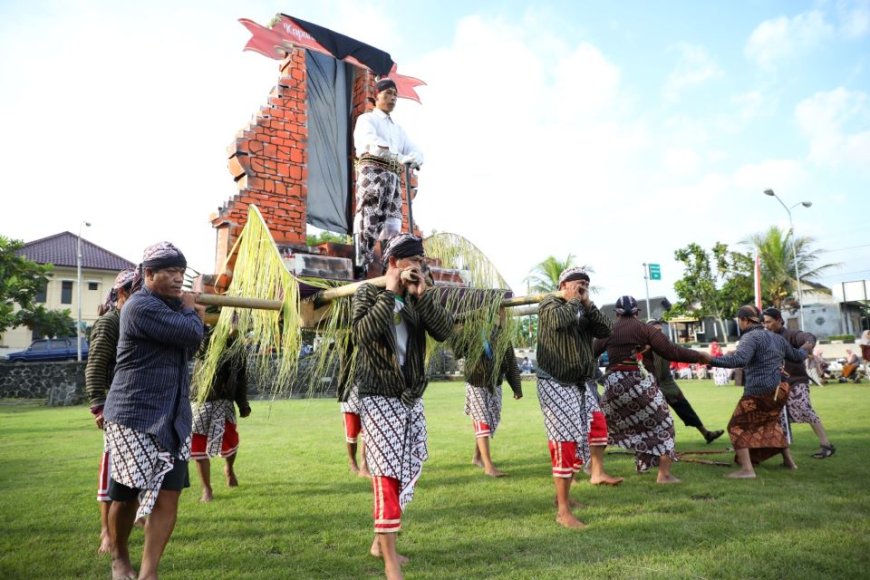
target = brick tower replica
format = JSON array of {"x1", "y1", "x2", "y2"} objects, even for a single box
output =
[{"x1": 211, "y1": 15, "x2": 423, "y2": 281}]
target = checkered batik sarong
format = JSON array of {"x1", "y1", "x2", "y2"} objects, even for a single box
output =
[
  {"x1": 728, "y1": 384, "x2": 790, "y2": 465},
  {"x1": 537, "y1": 376, "x2": 604, "y2": 467},
  {"x1": 786, "y1": 382, "x2": 820, "y2": 425},
  {"x1": 601, "y1": 370, "x2": 676, "y2": 473},
  {"x1": 464, "y1": 384, "x2": 503, "y2": 438},
  {"x1": 104, "y1": 421, "x2": 191, "y2": 523},
  {"x1": 191, "y1": 400, "x2": 237, "y2": 459},
  {"x1": 340, "y1": 384, "x2": 362, "y2": 415},
  {"x1": 355, "y1": 163, "x2": 402, "y2": 269},
  {"x1": 361, "y1": 395, "x2": 428, "y2": 510}
]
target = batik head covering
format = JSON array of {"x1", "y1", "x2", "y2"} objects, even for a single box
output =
[
  {"x1": 100, "y1": 268, "x2": 138, "y2": 314},
  {"x1": 615, "y1": 295, "x2": 639, "y2": 317},
  {"x1": 141, "y1": 242, "x2": 187, "y2": 271},
  {"x1": 382, "y1": 234, "x2": 425, "y2": 267},
  {"x1": 762, "y1": 307, "x2": 782, "y2": 321},
  {"x1": 557, "y1": 267, "x2": 590, "y2": 287},
  {"x1": 375, "y1": 78, "x2": 397, "y2": 94},
  {"x1": 737, "y1": 304, "x2": 761, "y2": 323}
]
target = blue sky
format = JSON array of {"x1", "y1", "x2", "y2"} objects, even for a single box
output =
[{"x1": 1, "y1": 0, "x2": 868, "y2": 307}]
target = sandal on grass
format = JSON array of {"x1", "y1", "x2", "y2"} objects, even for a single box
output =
[{"x1": 812, "y1": 444, "x2": 836, "y2": 459}]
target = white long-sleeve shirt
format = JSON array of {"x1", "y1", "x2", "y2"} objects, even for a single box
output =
[{"x1": 353, "y1": 108, "x2": 423, "y2": 164}]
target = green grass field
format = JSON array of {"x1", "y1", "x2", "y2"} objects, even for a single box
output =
[{"x1": 1, "y1": 380, "x2": 868, "y2": 579}]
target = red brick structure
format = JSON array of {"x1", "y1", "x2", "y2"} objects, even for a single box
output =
[{"x1": 212, "y1": 47, "x2": 419, "y2": 274}]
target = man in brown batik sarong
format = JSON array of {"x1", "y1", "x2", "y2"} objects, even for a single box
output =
[{"x1": 707, "y1": 305, "x2": 811, "y2": 479}]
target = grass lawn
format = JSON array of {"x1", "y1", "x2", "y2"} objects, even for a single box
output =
[{"x1": 1, "y1": 380, "x2": 868, "y2": 579}]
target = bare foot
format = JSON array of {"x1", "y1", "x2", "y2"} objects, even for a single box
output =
[
  {"x1": 471, "y1": 457, "x2": 484, "y2": 468},
  {"x1": 111, "y1": 557, "x2": 137, "y2": 580},
  {"x1": 782, "y1": 461, "x2": 798, "y2": 470},
  {"x1": 349, "y1": 461, "x2": 360, "y2": 475},
  {"x1": 590, "y1": 473, "x2": 624, "y2": 486},
  {"x1": 98, "y1": 530, "x2": 112, "y2": 554},
  {"x1": 200, "y1": 488, "x2": 213, "y2": 503},
  {"x1": 554, "y1": 497, "x2": 586, "y2": 509},
  {"x1": 358, "y1": 468, "x2": 372, "y2": 478},
  {"x1": 656, "y1": 474, "x2": 682, "y2": 484},
  {"x1": 225, "y1": 467, "x2": 239, "y2": 487},
  {"x1": 556, "y1": 511, "x2": 586, "y2": 529},
  {"x1": 726, "y1": 469, "x2": 757, "y2": 479},
  {"x1": 484, "y1": 467, "x2": 506, "y2": 477},
  {"x1": 370, "y1": 539, "x2": 409, "y2": 564}
]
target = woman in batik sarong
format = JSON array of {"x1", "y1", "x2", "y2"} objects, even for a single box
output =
[
  {"x1": 594, "y1": 296, "x2": 704, "y2": 484},
  {"x1": 707, "y1": 305, "x2": 810, "y2": 479}
]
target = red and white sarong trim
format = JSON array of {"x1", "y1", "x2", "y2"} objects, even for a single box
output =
[
  {"x1": 191, "y1": 400, "x2": 236, "y2": 459},
  {"x1": 464, "y1": 383, "x2": 502, "y2": 438}
]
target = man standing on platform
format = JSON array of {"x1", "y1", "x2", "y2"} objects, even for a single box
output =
[
  {"x1": 536, "y1": 267, "x2": 623, "y2": 530},
  {"x1": 353, "y1": 78, "x2": 423, "y2": 275}
]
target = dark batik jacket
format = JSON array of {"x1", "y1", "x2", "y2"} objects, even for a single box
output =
[
  {"x1": 191, "y1": 353, "x2": 250, "y2": 413},
  {"x1": 85, "y1": 308, "x2": 121, "y2": 411},
  {"x1": 536, "y1": 296, "x2": 611, "y2": 384},
  {"x1": 352, "y1": 284, "x2": 453, "y2": 405},
  {"x1": 103, "y1": 287, "x2": 204, "y2": 455},
  {"x1": 774, "y1": 327, "x2": 815, "y2": 385},
  {"x1": 594, "y1": 317, "x2": 702, "y2": 375}
]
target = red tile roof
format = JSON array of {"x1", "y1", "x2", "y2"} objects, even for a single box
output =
[{"x1": 16, "y1": 232, "x2": 136, "y2": 272}]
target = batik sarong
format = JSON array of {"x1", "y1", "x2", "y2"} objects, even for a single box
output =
[
  {"x1": 713, "y1": 367, "x2": 731, "y2": 386},
  {"x1": 728, "y1": 383, "x2": 790, "y2": 464},
  {"x1": 537, "y1": 377, "x2": 604, "y2": 474},
  {"x1": 785, "y1": 382, "x2": 820, "y2": 424},
  {"x1": 464, "y1": 384, "x2": 503, "y2": 438},
  {"x1": 362, "y1": 396, "x2": 428, "y2": 517},
  {"x1": 97, "y1": 448, "x2": 112, "y2": 502},
  {"x1": 104, "y1": 421, "x2": 191, "y2": 523},
  {"x1": 191, "y1": 400, "x2": 237, "y2": 459},
  {"x1": 354, "y1": 162, "x2": 402, "y2": 269},
  {"x1": 601, "y1": 370, "x2": 676, "y2": 473},
  {"x1": 341, "y1": 384, "x2": 363, "y2": 443}
]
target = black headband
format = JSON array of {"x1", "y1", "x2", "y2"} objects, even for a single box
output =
[
  {"x1": 383, "y1": 234, "x2": 425, "y2": 266},
  {"x1": 375, "y1": 78, "x2": 397, "y2": 94}
]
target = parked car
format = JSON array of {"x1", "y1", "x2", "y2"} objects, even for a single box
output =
[{"x1": 5, "y1": 338, "x2": 88, "y2": 362}]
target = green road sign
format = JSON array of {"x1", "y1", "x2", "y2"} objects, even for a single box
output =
[{"x1": 648, "y1": 263, "x2": 661, "y2": 280}]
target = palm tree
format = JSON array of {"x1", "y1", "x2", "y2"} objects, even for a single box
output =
[
  {"x1": 743, "y1": 226, "x2": 840, "y2": 308},
  {"x1": 525, "y1": 255, "x2": 597, "y2": 294}
]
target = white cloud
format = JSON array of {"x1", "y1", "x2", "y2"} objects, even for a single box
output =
[
  {"x1": 745, "y1": 10, "x2": 833, "y2": 68},
  {"x1": 834, "y1": 0, "x2": 870, "y2": 38},
  {"x1": 733, "y1": 159, "x2": 808, "y2": 193},
  {"x1": 662, "y1": 44, "x2": 723, "y2": 102},
  {"x1": 661, "y1": 148, "x2": 701, "y2": 176},
  {"x1": 795, "y1": 87, "x2": 870, "y2": 171}
]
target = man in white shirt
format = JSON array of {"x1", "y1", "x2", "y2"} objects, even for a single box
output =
[{"x1": 353, "y1": 78, "x2": 424, "y2": 275}]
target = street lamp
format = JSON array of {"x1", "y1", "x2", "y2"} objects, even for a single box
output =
[
  {"x1": 763, "y1": 189, "x2": 812, "y2": 328},
  {"x1": 77, "y1": 221, "x2": 91, "y2": 362}
]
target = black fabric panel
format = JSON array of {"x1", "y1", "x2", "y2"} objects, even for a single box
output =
[
  {"x1": 285, "y1": 15, "x2": 394, "y2": 76},
  {"x1": 305, "y1": 50, "x2": 353, "y2": 234}
]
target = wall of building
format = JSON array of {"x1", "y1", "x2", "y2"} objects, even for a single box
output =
[{"x1": 1, "y1": 267, "x2": 118, "y2": 349}]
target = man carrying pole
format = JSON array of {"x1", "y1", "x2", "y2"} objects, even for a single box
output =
[
  {"x1": 352, "y1": 234, "x2": 452, "y2": 579},
  {"x1": 536, "y1": 267, "x2": 623, "y2": 529}
]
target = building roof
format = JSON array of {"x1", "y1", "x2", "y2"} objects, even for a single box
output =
[{"x1": 16, "y1": 232, "x2": 136, "y2": 272}]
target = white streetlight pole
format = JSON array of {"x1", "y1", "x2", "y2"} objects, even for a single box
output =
[
  {"x1": 76, "y1": 221, "x2": 91, "y2": 362},
  {"x1": 763, "y1": 189, "x2": 812, "y2": 329}
]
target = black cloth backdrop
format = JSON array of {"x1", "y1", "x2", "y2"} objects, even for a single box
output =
[
  {"x1": 305, "y1": 50, "x2": 354, "y2": 234},
  {"x1": 286, "y1": 15, "x2": 394, "y2": 76}
]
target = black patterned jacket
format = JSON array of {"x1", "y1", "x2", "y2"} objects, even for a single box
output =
[
  {"x1": 536, "y1": 296, "x2": 611, "y2": 384},
  {"x1": 352, "y1": 284, "x2": 453, "y2": 404}
]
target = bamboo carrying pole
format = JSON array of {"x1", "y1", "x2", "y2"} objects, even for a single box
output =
[{"x1": 197, "y1": 285, "x2": 561, "y2": 311}]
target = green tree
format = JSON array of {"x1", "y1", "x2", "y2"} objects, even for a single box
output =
[
  {"x1": 0, "y1": 236, "x2": 54, "y2": 335},
  {"x1": 306, "y1": 230, "x2": 352, "y2": 246},
  {"x1": 16, "y1": 305, "x2": 76, "y2": 339},
  {"x1": 525, "y1": 255, "x2": 597, "y2": 294},
  {"x1": 743, "y1": 226, "x2": 840, "y2": 308},
  {"x1": 671, "y1": 242, "x2": 753, "y2": 340}
]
